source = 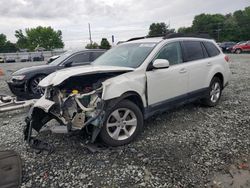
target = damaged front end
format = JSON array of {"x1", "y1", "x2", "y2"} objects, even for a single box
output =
[{"x1": 24, "y1": 72, "x2": 125, "y2": 151}]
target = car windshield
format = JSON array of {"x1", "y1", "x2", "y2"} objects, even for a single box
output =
[
  {"x1": 49, "y1": 51, "x2": 72, "y2": 66},
  {"x1": 92, "y1": 43, "x2": 156, "y2": 68}
]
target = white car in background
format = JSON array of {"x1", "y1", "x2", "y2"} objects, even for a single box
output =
[{"x1": 24, "y1": 34, "x2": 231, "y2": 148}]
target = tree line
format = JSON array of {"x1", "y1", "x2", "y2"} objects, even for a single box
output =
[
  {"x1": 178, "y1": 6, "x2": 250, "y2": 42},
  {"x1": 149, "y1": 6, "x2": 250, "y2": 42}
]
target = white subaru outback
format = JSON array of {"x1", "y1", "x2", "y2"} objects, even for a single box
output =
[{"x1": 24, "y1": 35, "x2": 231, "y2": 148}]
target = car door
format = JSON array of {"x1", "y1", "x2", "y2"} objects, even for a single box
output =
[
  {"x1": 181, "y1": 41, "x2": 210, "y2": 97},
  {"x1": 146, "y1": 42, "x2": 188, "y2": 107}
]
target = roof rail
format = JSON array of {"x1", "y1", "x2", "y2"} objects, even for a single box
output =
[
  {"x1": 127, "y1": 34, "x2": 166, "y2": 42},
  {"x1": 126, "y1": 33, "x2": 212, "y2": 42},
  {"x1": 127, "y1": 37, "x2": 146, "y2": 42},
  {"x1": 164, "y1": 33, "x2": 212, "y2": 39}
]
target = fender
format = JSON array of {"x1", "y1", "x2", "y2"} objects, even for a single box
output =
[{"x1": 101, "y1": 71, "x2": 147, "y2": 107}]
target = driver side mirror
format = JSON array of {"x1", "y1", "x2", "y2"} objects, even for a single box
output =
[
  {"x1": 152, "y1": 59, "x2": 170, "y2": 69},
  {"x1": 64, "y1": 61, "x2": 73, "y2": 67}
]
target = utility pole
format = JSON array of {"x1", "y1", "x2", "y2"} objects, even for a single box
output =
[
  {"x1": 217, "y1": 23, "x2": 222, "y2": 42},
  {"x1": 88, "y1": 23, "x2": 92, "y2": 45},
  {"x1": 112, "y1": 35, "x2": 115, "y2": 46}
]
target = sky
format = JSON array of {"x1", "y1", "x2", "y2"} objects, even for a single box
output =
[{"x1": 0, "y1": 0, "x2": 249, "y2": 49}]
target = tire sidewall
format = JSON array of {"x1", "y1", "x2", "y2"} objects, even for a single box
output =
[
  {"x1": 207, "y1": 77, "x2": 222, "y2": 106},
  {"x1": 100, "y1": 99, "x2": 143, "y2": 146},
  {"x1": 29, "y1": 74, "x2": 46, "y2": 98}
]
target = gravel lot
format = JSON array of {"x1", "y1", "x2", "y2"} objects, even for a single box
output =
[{"x1": 0, "y1": 55, "x2": 250, "y2": 187}]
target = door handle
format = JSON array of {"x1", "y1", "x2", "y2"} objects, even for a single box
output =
[
  {"x1": 207, "y1": 62, "x2": 212, "y2": 66},
  {"x1": 179, "y1": 68, "x2": 187, "y2": 73}
]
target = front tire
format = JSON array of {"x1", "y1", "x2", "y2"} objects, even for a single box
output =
[
  {"x1": 202, "y1": 77, "x2": 222, "y2": 107},
  {"x1": 100, "y1": 100, "x2": 143, "y2": 146},
  {"x1": 29, "y1": 75, "x2": 46, "y2": 98}
]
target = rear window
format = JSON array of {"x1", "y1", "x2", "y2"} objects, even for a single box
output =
[
  {"x1": 203, "y1": 42, "x2": 220, "y2": 57},
  {"x1": 182, "y1": 41, "x2": 204, "y2": 62}
]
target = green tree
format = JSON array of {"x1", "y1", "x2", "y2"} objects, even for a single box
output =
[
  {"x1": 148, "y1": 22, "x2": 175, "y2": 36},
  {"x1": 192, "y1": 13, "x2": 225, "y2": 41},
  {"x1": 178, "y1": 27, "x2": 193, "y2": 33},
  {"x1": 233, "y1": 7, "x2": 250, "y2": 41},
  {"x1": 26, "y1": 26, "x2": 64, "y2": 50},
  {"x1": 0, "y1": 33, "x2": 17, "y2": 53},
  {"x1": 0, "y1": 34, "x2": 7, "y2": 47},
  {"x1": 15, "y1": 26, "x2": 64, "y2": 51},
  {"x1": 99, "y1": 38, "x2": 111, "y2": 49},
  {"x1": 15, "y1": 29, "x2": 29, "y2": 49},
  {"x1": 2, "y1": 41, "x2": 18, "y2": 53},
  {"x1": 85, "y1": 42, "x2": 99, "y2": 49}
]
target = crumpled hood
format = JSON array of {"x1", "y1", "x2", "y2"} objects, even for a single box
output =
[{"x1": 39, "y1": 65, "x2": 134, "y2": 87}]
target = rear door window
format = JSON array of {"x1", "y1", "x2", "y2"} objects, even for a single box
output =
[
  {"x1": 182, "y1": 41, "x2": 204, "y2": 62},
  {"x1": 203, "y1": 41, "x2": 220, "y2": 57}
]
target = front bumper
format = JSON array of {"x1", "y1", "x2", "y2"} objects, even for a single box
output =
[{"x1": 7, "y1": 80, "x2": 32, "y2": 100}]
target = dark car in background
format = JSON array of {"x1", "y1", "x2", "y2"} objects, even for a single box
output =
[
  {"x1": 30, "y1": 52, "x2": 45, "y2": 61},
  {"x1": 219, "y1": 42, "x2": 236, "y2": 52},
  {"x1": 7, "y1": 49, "x2": 106, "y2": 99}
]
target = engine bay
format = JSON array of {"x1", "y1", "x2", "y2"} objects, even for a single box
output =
[{"x1": 23, "y1": 71, "x2": 128, "y2": 151}]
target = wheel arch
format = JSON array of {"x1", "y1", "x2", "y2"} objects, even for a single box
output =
[
  {"x1": 26, "y1": 73, "x2": 48, "y2": 92},
  {"x1": 213, "y1": 72, "x2": 224, "y2": 87},
  {"x1": 105, "y1": 91, "x2": 145, "y2": 116}
]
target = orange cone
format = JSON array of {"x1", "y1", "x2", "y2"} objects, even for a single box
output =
[{"x1": 0, "y1": 68, "x2": 4, "y2": 76}]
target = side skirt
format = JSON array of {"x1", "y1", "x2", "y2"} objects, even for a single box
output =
[{"x1": 144, "y1": 87, "x2": 209, "y2": 119}]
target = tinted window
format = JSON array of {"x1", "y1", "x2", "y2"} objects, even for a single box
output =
[
  {"x1": 91, "y1": 51, "x2": 104, "y2": 61},
  {"x1": 182, "y1": 41, "x2": 204, "y2": 62},
  {"x1": 68, "y1": 53, "x2": 90, "y2": 65},
  {"x1": 203, "y1": 42, "x2": 220, "y2": 57},
  {"x1": 155, "y1": 42, "x2": 183, "y2": 65},
  {"x1": 201, "y1": 43, "x2": 209, "y2": 58}
]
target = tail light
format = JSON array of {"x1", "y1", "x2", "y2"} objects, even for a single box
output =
[{"x1": 224, "y1": 55, "x2": 229, "y2": 63}]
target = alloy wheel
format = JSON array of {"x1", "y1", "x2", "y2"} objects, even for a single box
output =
[
  {"x1": 30, "y1": 76, "x2": 45, "y2": 95},
  {"x1": 106, "y1": 108, "x2": 137, "y2": 141},
  {"x1": 210, "y1": 82, "x2": 221, "y2": 103}
]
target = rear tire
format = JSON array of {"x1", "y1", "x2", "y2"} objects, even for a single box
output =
[
  {"x1": 202, "y1": 77, "x2": 222, "y2": 107},
  {"x1": 100, "y1": 100, "x2": 143, "y2": 146}
]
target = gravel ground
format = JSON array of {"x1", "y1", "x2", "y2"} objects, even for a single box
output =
[{"x1": 0, "y1": 55, "x2": 250, "y2": 188}]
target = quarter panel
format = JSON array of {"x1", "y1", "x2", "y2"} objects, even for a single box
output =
[{"x1": 205, "y1": 55, "x2": 230, "y2": 87}]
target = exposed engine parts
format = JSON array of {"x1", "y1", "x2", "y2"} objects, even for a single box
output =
[{"x1": 23, "y1": 73, "x2": 118, "y2": 152}]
